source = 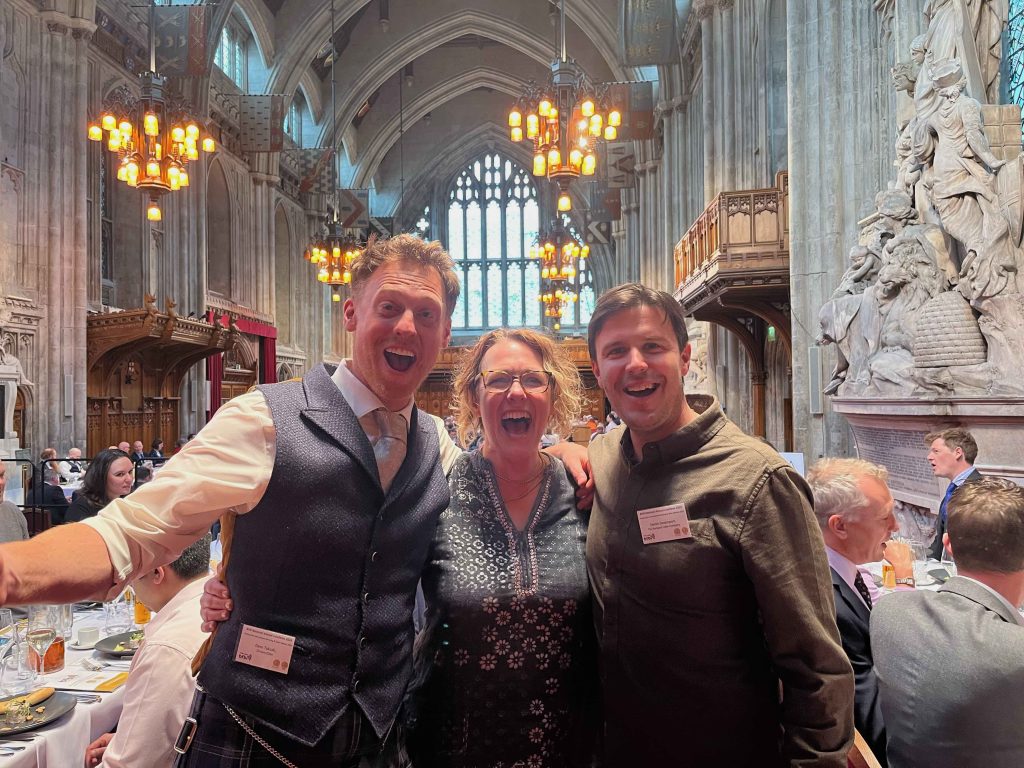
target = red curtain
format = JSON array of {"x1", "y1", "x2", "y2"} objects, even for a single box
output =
[
  {"x1": 204, "y1": 311, "x2": 278, "y2": 417},
  {"x1": 206, "y1": 351, "x2": 223, "y2": 419}
]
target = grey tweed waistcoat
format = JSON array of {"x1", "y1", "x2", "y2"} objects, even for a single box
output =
[{"x1": 197, "y1": 363, "x2": 450, "y2": 747}]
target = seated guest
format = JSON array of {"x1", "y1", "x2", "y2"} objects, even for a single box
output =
[
  {"x1": 28, "y1": 468, "x2": 69, "y2": 526},
  {"x1": 38, "y1": 447, "x2": 62, "y2": 481},
  {"x1": 66, "y1": 449, "x2": 134, "y2": 523},
  {"x1": 807, "y1": 458, "x2": 916, "y2": 766},
  {"x1": 83, "y1": 535, "x2": 212, "y2": 768},
  {"x1": 147, "y1": 438, "x2": 166, "y2": 466},
  {"x1": 872, "y1": 477, "x2": 1024, "y2": 768},
  {"x1": 0, "y1": 465, "x2": 28, "y2": 543},
  {"x1": 116, "y1": 441, "x2": 131, "y2": 454},
  {"x1": 131, "y1": 465, "x2": 153, "y2": 492},
  {"x1": 129, "y1": 441, "x2": 146, "y2": 464},
  {"x1": 58, "y1": 447, "x2": 85, "y2": 481}
]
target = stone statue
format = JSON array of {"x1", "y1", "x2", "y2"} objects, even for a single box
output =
[
  {"x1": 923, "y1": 0, "x2": 1006, "y2": 104},
  {"x1": 919, "y1": 59, "x2": 1018, "y2": 302},
  {"x1": 0, "y1": 341, "x2": 31, "y2": 440}
]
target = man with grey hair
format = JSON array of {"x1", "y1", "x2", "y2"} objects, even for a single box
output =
[
  {"x1": 871, "y1": 477, "x2": 1024, "y2": 768},
  {"x1": 807, "y1": 458, "x2": 915, "y2": 767}
]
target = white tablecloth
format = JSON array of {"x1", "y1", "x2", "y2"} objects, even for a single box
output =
[{"x1": 3, "y1": 611, "x2": 126, "y2": 768}]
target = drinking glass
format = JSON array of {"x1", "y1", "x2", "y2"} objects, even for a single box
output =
[
  {"x1": 940, "y1": 544, "x2": 957, "y2": 576},
  {"x1": 104, "y1": 590, "x2": 133, "y2": 635},
  {"x1": 0, "y1": 623, "x2": 39, "y2": 696},
  {"x1": 26, "y1": 606, "x2": 58, "y2": 674},
  {"x1": 0, "y1": 609, "x2": 13, "y2": 659}
]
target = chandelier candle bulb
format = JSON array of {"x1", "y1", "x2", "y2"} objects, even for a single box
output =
[
  {"x1": 604, "y1": 126, "x2": 617, "y2": 141},
  {"x1": 88, "y1": 124, "x2": 102, "y2": 141},
  {"x1": 511, "y1": 126, "x2": 523, "y2": 142},
  {"x1": 185, "y1": 123, "x2": 199, "y2": 140},
  {"x1": 539, "y1": 99, "x2": 552, "y2": 116},
  {"x1": 179, "y1": 170, "x2": 189, "y2": 187},
  {"x1": 147, "y1": 201, "x2": 161, "y2": 221},
  {"x1": 144, "y1": 112, "x2": 159, "y2": 136},
  {"x1": 508, "y1": 108, "x2": 522, "y2": 127},
  {"x1": 581, "y1": 98, "x2": 595, "y2": 117},
  {"x1": 202, "y1": 137, "x2": 216, "y2": 153},
  {"x1": 608, "y1": 110, "x2": 621, "y2": 126},
  {"x1": 101, "y1": 114, "x2": 116, "y2": 131}
]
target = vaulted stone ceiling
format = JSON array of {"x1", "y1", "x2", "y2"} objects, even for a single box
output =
[{"x1": 97, "y1": 0, "x2": 656, "y2": 221}]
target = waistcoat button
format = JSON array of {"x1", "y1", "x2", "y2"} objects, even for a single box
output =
[
  {"x1": 362, "y1": 591, "x2": 371, "y2": 603},
  {"x1": 352, "y1": 676, "x2": 361, "y2": 692},
  {"x1": 359, "y1": 635, "x2": 368, "y2": 649},
  {"x1": 371, "y1": 551, "x2": 379, "y2": 563}
]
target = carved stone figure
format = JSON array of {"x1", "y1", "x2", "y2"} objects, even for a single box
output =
[
  {"x1": 923, "y1": 0, "x2": 1006, "y2": 104},
  {"x1": 920, "y1": 59, "x2": 1018, "y2": 302},
  {"x1": 0, "y1": 342, "x2": 31, "y2": 440}
]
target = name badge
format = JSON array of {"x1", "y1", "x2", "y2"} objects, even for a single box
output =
[
  {"x1": 637, "y1": 502, "x2": 693, "y2": 544},
  {"x1": 234, "y1": 624, "x2": 296, "y2": 675}
]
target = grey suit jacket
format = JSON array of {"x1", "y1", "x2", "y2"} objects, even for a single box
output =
[{"x1": 870, "y1": 576, "x2": 1024, "y2": 768}]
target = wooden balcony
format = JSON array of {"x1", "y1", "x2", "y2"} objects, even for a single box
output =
[
  {"x1": 674, "y1": 171, "x2": 790, "y2": 316},
  {"x1": 673, "y1": 172, "x2": 791, "y2": 441}
]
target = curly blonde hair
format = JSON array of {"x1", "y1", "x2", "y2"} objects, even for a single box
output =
[{"x1": 451, "y1": 328, "x2": 584, "y2": 448}]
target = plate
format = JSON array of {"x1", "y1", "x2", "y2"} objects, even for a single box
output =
[
  {"x1": 68, "y1": 640, "x2": 96, "y2": 651},
  {"x1": 95, "y1": 631, "x2": 142, "y2": 657},
  {"x1": 0, "y1": 691, "x2": 76, "y2": 735}
]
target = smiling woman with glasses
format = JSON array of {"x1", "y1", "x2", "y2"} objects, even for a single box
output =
[{"x1": 404, "y1": 328, "x2": 599, "y2": 768}]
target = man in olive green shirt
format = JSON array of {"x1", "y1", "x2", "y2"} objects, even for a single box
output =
[{"x1": 586, "y1": 284, "x2": 854, "y2": 767}]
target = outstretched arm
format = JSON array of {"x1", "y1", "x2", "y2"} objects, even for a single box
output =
[{"x1": 0, "y1": 524, "x2": 118, "y2": 605}]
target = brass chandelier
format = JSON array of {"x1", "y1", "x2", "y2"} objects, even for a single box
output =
[
  {"x1": 305, "y1": 0, "x2": 363, "y2": 302},
  {"x1": 87, "y1": 3, "x2": 215, "y2": 222},
  {"x1": 507, "y1": 0, "x2": 621, "y2": 212},
  {"x1": 531, "y1": 219, "x2": 587, "y2": 329}
]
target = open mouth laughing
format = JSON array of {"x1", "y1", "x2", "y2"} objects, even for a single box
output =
[
  {"x1": 624, "y1": 381, "x2": 660, "y2": 398},
  {"x1": 384, "y1": 347, "x2": 417, "y2": 372},
  {"x1": 501, "y1": 410, "x2": 533, "y2": 435}
]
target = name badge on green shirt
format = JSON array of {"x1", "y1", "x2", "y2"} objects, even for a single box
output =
[{"x1": 636, "y1": 502, "x2": 693, "y2": 544}]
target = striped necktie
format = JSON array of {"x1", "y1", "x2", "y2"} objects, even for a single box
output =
[{"x1": 369, "y1": 408, "x2": 408, "y2": 493}]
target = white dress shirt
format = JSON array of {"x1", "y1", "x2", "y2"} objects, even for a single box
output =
[
  {"x1": 84, "y1": 361, "x2": 462, "y2": 594},
  {"x1": 99, "y1": 578, "x2": 209, "y2": 768},
  {"x1": 825, "y1": 546, "x2": 873, "y2": 609}
]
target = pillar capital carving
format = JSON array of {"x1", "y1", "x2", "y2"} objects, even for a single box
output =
[
  {"x1": 694, "y1": 0, "x2": 715, "y2": 20},
  {"x1": 716, "y1": 0, "x2": 735, "y2": 9},
  {"x1": 39, "y1": 9, "x2": 96, "y2": 37},
  {"x1": 250, "y1": 172, "x2": 280, "y2": 187}
]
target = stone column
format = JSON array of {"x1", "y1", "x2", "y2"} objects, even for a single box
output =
[
  {"x1": 787, "y1": 0, "x2": 895, "y2": 458},
  {"x1": 39, "y1": 4, "x2": 95, "y2": 450},
  {"x1": 698, "y1": 0, "x2": 716, "y2": 201}
]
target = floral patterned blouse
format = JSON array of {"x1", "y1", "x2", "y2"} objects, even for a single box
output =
[{"x1": 406, "y1": 450, "x2": 598, "y2": 768}]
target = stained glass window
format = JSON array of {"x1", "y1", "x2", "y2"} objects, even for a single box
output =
[
  {"x1": 1008, "y1": 1, "x2": 1024, "y2": 116},
  {"x1": 215, "y1": 23, "x2": 247, "y2": 89},
  {"x1": 446, "y1": 153, "x2": 540, "y2": 330}
]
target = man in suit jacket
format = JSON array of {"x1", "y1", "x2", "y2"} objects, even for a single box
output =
[
  {"x1": 808, "y1": 458, "x2": 916, "y2": 767},
  {"x1": 925, "y1": 427, "x2": 982, "y2": 560},
  {"x1": 28, "y1": 468, "x2": 69, "y2": 526},
  {"x1": 872, "y1": 477, "x2": 1024, "y2": 768},
  {"x1": 129, "y1": 441, "x2": 146, "y2": 465}
]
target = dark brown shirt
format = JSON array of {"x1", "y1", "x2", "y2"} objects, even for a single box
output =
[{"x1": 587, "y1": 395, "x2": 853, "y2": 767}]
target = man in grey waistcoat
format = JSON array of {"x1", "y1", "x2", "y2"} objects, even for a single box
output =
[{"x1": 0, "y1": 235, "x2": 467, "y2": 766}]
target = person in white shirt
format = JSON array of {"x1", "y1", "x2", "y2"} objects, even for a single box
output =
[
  {"x1": 58, "y1": 447, "x2": 85, "y2": 483},
  {"x1": 83, "y1": 534, "x2": 212, "y2": 768}
]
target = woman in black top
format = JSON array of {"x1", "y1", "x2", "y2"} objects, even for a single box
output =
[{"x1": 65, "y1": 448, "x2": 135, "y2": 523}]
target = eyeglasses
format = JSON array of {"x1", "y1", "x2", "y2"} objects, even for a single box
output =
[{"x1": 479, "y1": 370, "x2": 553, "y2": 394}]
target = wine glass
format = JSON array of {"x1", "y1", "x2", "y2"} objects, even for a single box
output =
[
  {"x1": 0, "y1": 609, "x2": 13, "y2": 659},
  {"x1": 26, "y1": 606, "x2": 57, "y2": 674}
]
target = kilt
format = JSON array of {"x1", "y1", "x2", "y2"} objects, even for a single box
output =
[{"x1": 174, "y1": 688, "x2": 410, "y2": 768}]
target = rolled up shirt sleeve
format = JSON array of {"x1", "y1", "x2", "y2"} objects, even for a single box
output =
[{"x1": 83, "y1": 390, "x2": 275, "y2": 593}]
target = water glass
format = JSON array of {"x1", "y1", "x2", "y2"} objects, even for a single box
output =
[{"x1": 104, "y1": 590, "x2": 133, "y2": 635}]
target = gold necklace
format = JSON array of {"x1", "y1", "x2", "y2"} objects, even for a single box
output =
[
  {"x1": 491, "y1": 454, "x2": 546, "y2": 485},
  {"x1": 501, "y1": 475, "x2": 543, "y2": 502}
]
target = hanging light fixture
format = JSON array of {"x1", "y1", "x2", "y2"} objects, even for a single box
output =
[
  {"x1": 307, "y1": 0, "x2": 363, "y2": 301},
  {"x1": 507, "y1": 0, "x2": 621, "y2": 211},
  {"x1": 87, "y1": 1, "x2": 215, "y2": 222},
  {"x1": 531, "y1": 218, "x2": 587, "y2": 328}
]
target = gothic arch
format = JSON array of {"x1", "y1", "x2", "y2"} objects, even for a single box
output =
[{"x1": 206, "y1": 159, "x2": 233, "y2": 297}]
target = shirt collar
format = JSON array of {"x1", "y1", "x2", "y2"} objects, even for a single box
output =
[
  {"x1": 330, "y1": 359, "x2": 414, "y2": 425},
  {"x1": 144, "y1": 576, "x2": 206, "y2": 639},
  {"x1": 619, "y1": 394, "x2": 725, "y2": 468},
  {"x1": 954, "y1": 575, "x2": 1024, "y2": 626},
  {"x1": 825, "y1": 546, "x2": 873, "y2": 609},
  {"x1": 951, "y1": 466, "x2": 976, "y2": 486}
]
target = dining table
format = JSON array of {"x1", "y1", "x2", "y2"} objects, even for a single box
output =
[{"x1": 1, "y1": 609, "x2": 129, "y2": 768}]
